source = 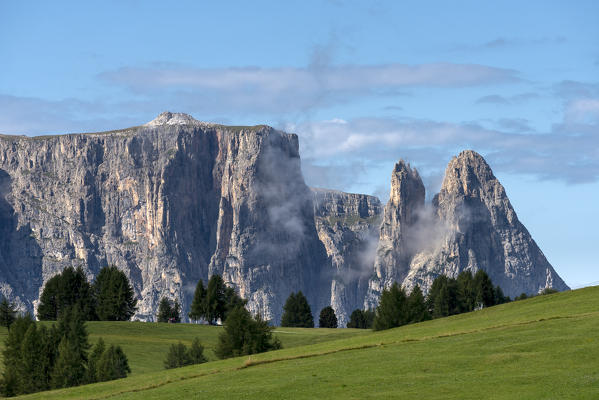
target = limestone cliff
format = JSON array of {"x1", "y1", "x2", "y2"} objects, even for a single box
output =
[
  {"x1": 368, "y1": 150, "x2": 569, "y2": 304},
  {"x1": 0, "y1": 112, "x2": 329, "y2": 323},
  {"x1": 311, "y1": 188, "x2": 382, "y2": 326}
]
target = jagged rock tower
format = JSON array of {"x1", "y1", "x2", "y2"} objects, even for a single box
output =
[{"x1": 367, "y1": 150, "x2": 568, "y2": 307}]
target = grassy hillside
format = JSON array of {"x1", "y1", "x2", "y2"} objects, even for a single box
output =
[
  {"x1": 0, "y1": 321, "x2": 369, "y2": 376},
  {"x1": 11, "y1": 286, "x2": 599, "y2": 399}
]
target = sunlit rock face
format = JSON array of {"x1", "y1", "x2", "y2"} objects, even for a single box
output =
[
  {"x1": 0, "y1": 112, "x2": 329, "y2": 323},
  {"x1": 0, "y1": 112, "x2": 568, "y2": 325},
  {"x1": 366, "y1": 150, "x2": 568, "y2": 308}
]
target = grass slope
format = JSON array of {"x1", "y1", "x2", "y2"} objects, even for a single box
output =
[{"x1": 13, "y1": 286, "x2": 599, "y2": 399}]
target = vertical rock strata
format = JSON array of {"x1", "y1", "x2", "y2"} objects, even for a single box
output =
[
  {"x1": 0, "y1": 112, "x2": 569, "y2": 324},
  {"x1": 0, "y1": 113, "x2": 328, "y2": 323},
  {"x1": 368, "y1": 150, "x2": 569, "y2": 303},
  {"x1": 311, "y1": 188, "x2": 382, "y2": 326}
]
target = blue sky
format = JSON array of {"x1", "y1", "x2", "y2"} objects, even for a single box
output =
[{"x1": 1, "y1": 1, "x2": 598, "y2": 287}]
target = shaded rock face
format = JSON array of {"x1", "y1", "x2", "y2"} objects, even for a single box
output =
[
  {"x1": 365, "y1": 161, "x2": 424, "y2": 308},
  {"x1": 311, "y1": 188, "x2": 382, "y2": 326},
  {"x1": 367, "y1": 150, "x2": 569, "y2": 305},
  {"x1": 0, "y1": 113, "x2": 329, "y2": 323}
]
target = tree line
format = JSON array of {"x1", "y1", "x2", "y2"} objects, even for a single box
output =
[
  {"x1": 0, "y1": 307, "x2": 130, "y2": 397},
  {"x1": 37, "y1": 265, "x2": 137, "y2": 321}
]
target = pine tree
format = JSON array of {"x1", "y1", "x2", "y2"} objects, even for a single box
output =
[
  {"x1": 19, "y1": 324, "x2": 49, "y2": 394},
  {"x1": 37, "y1": 266, "x2": 95, "y2": 320},
  {"x1": 215, "y1": 306, "x2": 281, "y2": 359},
  {"x1": 427, "y1": 275, "x2": 459, "y2": 318},
  {"x1": 93, "y1": 266, "x2": 137, "y2": 321},
  {"x1": 96, "y1": 345, "x2": 130, "y2": 381},
  {"x1": 188, "y1": 338, "x2": 207, "y2": 364},
  {"x1": 407, "y1": 285, "x2": 430, "y2": 323},
  {"x1": 51, "y1": 336, "x2": 86, "y2": 388},
  {"x1": 1, "y1": 314, "x2": 35, "y2": 396},
  {"x1": 0, "y1": 297, "x2": 16, "y2": 329},
  {"x1": 346, "y1": 309, "x2": 366, "y2": 328},
  {"x1": 318, "y1": 306, "x2": 338, "y2": 328},
  {"x1": 205, "y1": 275, "x2": 227, "y2": 324},
  {"x1": 163, "y1": 342, "x2": 192, "y2": 369},
  {"x1": 456, "y1": 270, "x2": 475, "y2": 312},
  {"x1": 473, "y1": 269, "x2": 495, "y2": 308},
  {"x1": 87, "y1": 338, "x2": 106, "y2": 383},
  {"x1": 189, "y1": 280, "x2": 206, "y2": 322},
  {"x1": 281, "y1": 291, "x2": 314, "y2": 328},
  {"x1": 172, "y1": 300, "x2": 181, "y2": 323},
  {"x1": 157, "y1": 297, "x2": 173, "y2": 323},
  {"x1": 373, "y1": 283, "x2": 408, "y2": 331}
]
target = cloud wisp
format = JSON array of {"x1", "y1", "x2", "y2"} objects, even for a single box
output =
[{"x1": 98, "y1": 62, "x2": 519, "y2": 114}]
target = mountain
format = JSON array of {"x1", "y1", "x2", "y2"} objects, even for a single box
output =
[
  {"x1": 0, "y1": 112, "x2": 330, "y2": 323},
  {"x1": 0, "y1": 114, "x2": 568, "y2": 324},
  {"x1": 366, "y1": 150, "x2": 568, "y2": 307}
]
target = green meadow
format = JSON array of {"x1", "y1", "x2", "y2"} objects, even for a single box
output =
[{"x1": 7, "y1": 286, "x2": 599, "y2": 399}]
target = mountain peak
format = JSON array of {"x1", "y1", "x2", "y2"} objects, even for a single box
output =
[{"x1": 144, "y1": 112, "x2": 214, "y2": 127}]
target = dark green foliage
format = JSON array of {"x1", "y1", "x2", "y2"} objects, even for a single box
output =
[
  {"x1": 51, "y1": 336, "x2": 86, "y2": 388},
  {"x1": 188, "y1": 275, "x2": 246, "y2": 324},
  {"x1": 188, "y1": 280, "x2": 206, "y2": 322},
  {"x1": 93, "y1": 266, "x2": 137, "y2": 321},
  {"x1": 426, "y1": 275, "x2": 459, "y2": 318},
  {"x1": 373, "y1": 283, "x2": 408, "y2": 331},
  {"x1": 164, "y1": 342, "x2": 192, "y2": 369},
  {"x1": 215, "y1": 306, "x2": 281, "y2": 359},
  {"x1": 163, "y1": 338, "x2": 207, "y2": 369},
  {"x1": 456, "y1": 271, "x2": 475, "y2": 312},
  {"x1": 96, "y1": 345, "x2": 130, "y2": 382},
  {"x1": 515, "y1": 292, "x2": 528, "y2": 301},
  {"x1": 0, "y1": 297, "x2": 17, "y2": 328},
  {"x1": 87, "y1": 338, "x2": 106, "y2": 383},
  {"x1": 540, "y1": 287, "x2": 559, "y2": 295},
  {"x1": 346, "y1": 309, "x2": 375, "y2": 329},
  {"x1": 281, "y1": 291, "x2": 314, "y2": 328},
  {"x1": 188, "y1": 337, "x2": 207, "y2": 364},
  {"x1": 0, "y1": 297, "x2": 16, "y2": 329},
  {"x1": 37, "y1": 266, "x2": 95, "y2": 320},
  {"x1": 318, "y1": 306, "x2": 338, "y2": 328},
  {"x1": 205, "y1": 275, "x2": 227, "y2": 324},
  {"x1": 494, "y1": 285, "x2": 509, "y2": 304},
  {"x1": 157, "y1": 297, "x2": 181, "y2": 323},
  {"x1": 1, "y1": 308, "x2": 129, "y2": 396},
  {"x1": 473, "y1": 270, "x2": 495, "y2": 308},
  {"x1": 1, "y1": 314, "x2": 36, "y2": 396},
  {"x1": 407, "y1": 285, "x2": 431, "y2": 323}
]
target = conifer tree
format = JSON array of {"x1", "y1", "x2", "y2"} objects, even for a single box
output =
[
  {"x1": 456, "y1": 270, "x2": 475, "y2": 312},
  {"x1": 0, "y1": 297, "x2": 16, "y2": 329},
  {"x1": 407, "y1": 285, "x2": 430, "y2": 323},
  {"x1": 96, "y1": 345, "x2": 130, "y2": 381},
  {"x1": 281, "y1": 291, "x2": 314, "y2": 328},
  {"x1": 205, "y1": 275, "x2": 227, "y2": 324},
  {"x1": 318, "y1": 306, "x2": 338, "y2": 328},
  {"x1": 87, "y1": 338, "x2": 106, "y2": 383},
  {"x1": 163, "y1": 342, "x2": 192, "y2": 369},
  {"x1": 473, "y1": 269, "x2": 495, "y2": 308},
  {"x1": 93, "y1": 266, "x2": 137, "y2": 321},
  {"x1": 188, "y1": 337, "x2": 207, "y2": 364},
  {"x1": 373, "y1": 283, "x2": 408, "y2": 331},
  {"x1": 51, "y1": 336, "x2": 86, "y2": 388},
  {"x1": 189, "y1": 280, "x2": 206, "y2": 322}
]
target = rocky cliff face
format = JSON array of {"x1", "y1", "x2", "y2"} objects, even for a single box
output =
[
  {"x1": 0, "y1": 112, "x2": 329, "y2": 323},
  {"x1": 367, "y1": 150, "x2": 569, "y2": 304},
  {"x1": 0, "y1": 113, "x2": 569, "y2": 324},
  {"x1": 311, "y1": 188, "x2": 382, "y2": 326}
]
